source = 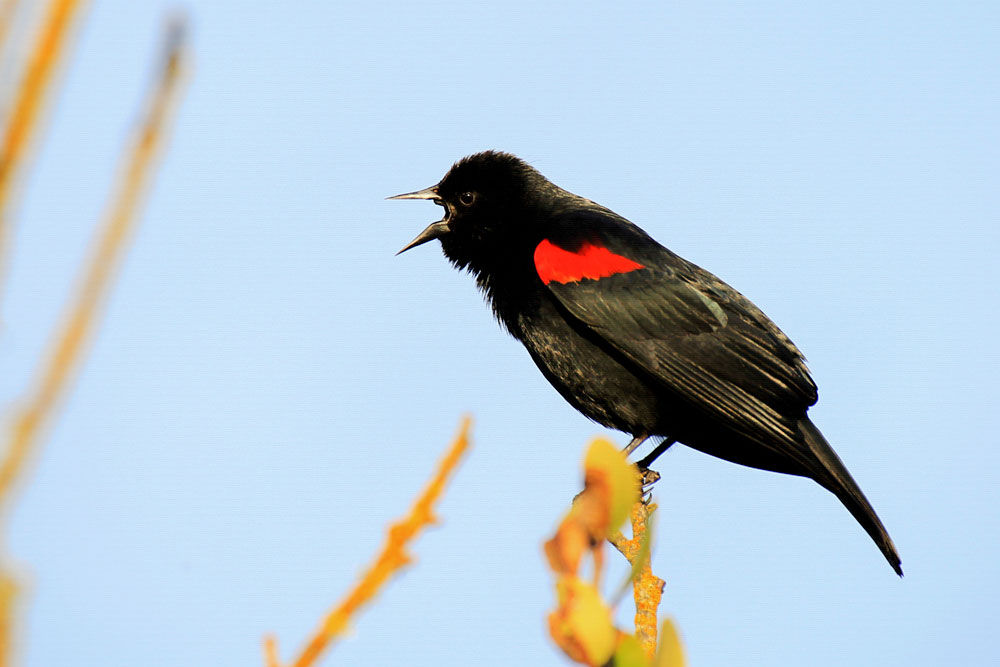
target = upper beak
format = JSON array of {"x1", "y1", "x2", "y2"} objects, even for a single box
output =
[
  {"x1": 387, "y1": 186, "x2": 440, "y2": 201},
  {"x1": 389, "y1": 185, "x2": 451, "y2": 254}
]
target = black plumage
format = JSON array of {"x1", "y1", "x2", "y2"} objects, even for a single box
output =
[{"x1": 392, "y1": 150, "x2": 901, "y2": 575}]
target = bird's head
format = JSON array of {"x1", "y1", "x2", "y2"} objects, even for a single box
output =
[{"x1": 391, "y1": 151, "x2": 555, "y2": 273}]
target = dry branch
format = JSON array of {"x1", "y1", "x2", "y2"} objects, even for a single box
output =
[
  {"x1": 0, "y1": 17, "x2": 188, "y2": 664},
  {"x1": 0, "y1": 0, "x2": 85, "y2": 296},
  {"x1": 266, "y1": 417, "x2": 472, "y2": 667}
]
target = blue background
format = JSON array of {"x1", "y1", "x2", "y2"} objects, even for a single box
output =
[{"x1": 2, "y1": 1, "x2": 997, "y2": 665}]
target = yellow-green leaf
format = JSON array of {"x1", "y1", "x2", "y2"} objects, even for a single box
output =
[
  {"x1": 653, "y1": 618, "x2": 686, "y2": 667},
  {"x1": 584, "y1": 438, "x2": 640, "y2": 534},
  {"x1": 612, "y1": 634, "x2": 650, "y2": 667},
  {"x1": 549, "y1": 577, "x2": 618, "y2": 665}
]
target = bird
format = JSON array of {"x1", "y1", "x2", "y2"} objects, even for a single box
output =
[{"x1": 390, "y1": 150, "x2": 901, "y2": 576}]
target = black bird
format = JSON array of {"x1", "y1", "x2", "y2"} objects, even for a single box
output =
[{"x1": 391, "y1": 151, "x2": 901, "y2": 576}]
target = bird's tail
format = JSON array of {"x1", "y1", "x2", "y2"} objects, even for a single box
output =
[{"x1": 798, "y1": 418, "x2": 903, "y2": 576}]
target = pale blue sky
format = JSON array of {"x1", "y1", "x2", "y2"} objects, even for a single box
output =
[{"x1": 2, "y1": 1, "x2": 997, "y2": 665}]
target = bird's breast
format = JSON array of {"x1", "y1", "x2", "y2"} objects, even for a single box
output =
[{"x1": 512, "y1": 288, "x2": 670, "y2": 436}]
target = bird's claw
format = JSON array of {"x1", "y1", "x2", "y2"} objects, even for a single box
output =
[{"x1": 639, "y1": 466, "x2": 660, "y2": 504}]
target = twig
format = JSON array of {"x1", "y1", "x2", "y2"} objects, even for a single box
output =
[
  {"x1": 0, "y1": 0, "x2": 85, "y2": 302},
  {"x1": 0, "y1": 13, "x2": 187, "y2": 520},
  {"x1": 0, "y1": 17, "x2": 188, "y2": 664},
  {"x1": 0, "y1": 0, "x2": 22, "y2": 59},
  {"x1": 608, "y1": 501, "x2": 665, "y2": 660},
  {"x1": 266, "y1": 417, "x2": 472, "y2": 667}
]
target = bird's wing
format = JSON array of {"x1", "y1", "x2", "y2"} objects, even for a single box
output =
[{"x1": 535, "y1": 223, "x2": 818, "y2": 455}]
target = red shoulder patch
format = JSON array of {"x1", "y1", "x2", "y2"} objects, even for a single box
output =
[{"x1": 534, "y1": 239, "x2": 645, "y2": 285}]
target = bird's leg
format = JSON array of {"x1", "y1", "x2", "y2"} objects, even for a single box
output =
[
  {"x1": 621, "y1": 434, "x2": 649, "y2": 457},
  {"x1": 635, "y1": 438, "x2": 676, "y2": 472}
]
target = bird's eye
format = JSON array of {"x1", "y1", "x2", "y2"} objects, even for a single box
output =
[{"x1": 458, "y1": 191, "x2": 476, "y2": 207}]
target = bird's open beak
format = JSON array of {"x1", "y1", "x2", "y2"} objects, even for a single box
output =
[{"x1": 389, "y1": 185, "x2": 451, "y2": 254}]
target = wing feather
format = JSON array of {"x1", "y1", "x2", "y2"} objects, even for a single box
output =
[{"x1": 544, "y1": 261, "x2": 817, "y2": 456}]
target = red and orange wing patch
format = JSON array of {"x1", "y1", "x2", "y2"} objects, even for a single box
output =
[{"x1": 534, "y1": 239, "x2": 645, "y2": 285}]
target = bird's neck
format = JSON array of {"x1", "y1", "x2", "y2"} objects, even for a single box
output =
[{"x1": 445, "y1": 241, "x2": 542, "y2": 338}]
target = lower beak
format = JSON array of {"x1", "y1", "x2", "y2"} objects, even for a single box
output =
[
  {"x1": 388, "y1": 185, "x2": 450, "y2": 254},
  {"x1": 397, "y1": 219, "x2": 450, "y2": 254}
]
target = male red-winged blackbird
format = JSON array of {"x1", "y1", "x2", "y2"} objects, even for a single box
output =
[{"x1": 391, "y1": 151, "x2": 902, "y2": 576}]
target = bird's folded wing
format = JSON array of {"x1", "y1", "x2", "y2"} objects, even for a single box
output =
[{"x1": 545, "y1": 268, "x2": 818, "y2": 458}]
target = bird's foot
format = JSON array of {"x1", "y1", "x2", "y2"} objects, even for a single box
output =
[{"x1": 638, "y1": 466, "x2": 660, "y2": 504}]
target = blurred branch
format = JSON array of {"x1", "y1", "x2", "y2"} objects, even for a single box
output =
[
  {"x1": 0, "y1": 12, "x2": 187, "y2": 521},
  {"x1": 0, "y1": 573, "x2": 13, "y2": 667},
  {"x1": 265, "y1": 417, "x2": 472, "y2": 667},
  {"x1": 0, "y1": 0, "x2": 85, "y2": 302},
  {"x1": 0, "y1": 16, "x2": 188, "y2": 664},
  {"x1": 0, "y1": 0, "x2": 21, "y2": 57}
]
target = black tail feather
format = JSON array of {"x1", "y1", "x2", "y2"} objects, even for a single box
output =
[{"x1": 798, "y1": 418, "x2": 903, "y2": 576}]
